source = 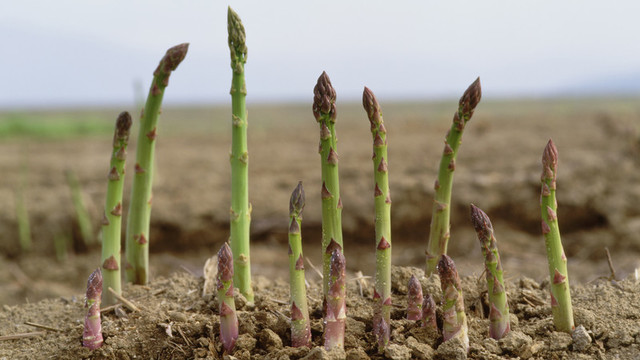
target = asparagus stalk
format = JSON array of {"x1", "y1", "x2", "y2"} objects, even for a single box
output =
[
  {"x1": 66, "y1": 169, "x2": 95, "y2": 247},
  {"x1": 217, "y1": 242, "x2": 239, "y2": 354},
  {"x1": 362, "y1": 87, "x2": 392, "y2": 350},
  {"x1": 425, "y1": 78, "x2": 482, "y2": 275},
  {"x1": 313, "y1": 72, "x2": 344, "y2": 302},
  {"x1": 288, "y1": 182, "x2": 311, "y2": 347},
  {"x1": 15, "y1": 186, "x2": 31, "y2": 252},
  {"x1": 125, "y1": 43, "x2": 189, "y2": 285},
  {"x1": 407, "y1": 274, "x2": 423, "y2": 320},
  {"x1": 540, "y1": 139, "x2": 574, "y2": 333},
  {"x1": 101, "y1": 112, "x2": 132, "y2": 306},
  {"x1": 227, "y1": 7, "x2": 254, "y2": 303},
  {"x1": 438, "y1": 255, "x2": 468, "y2": 351},
  {"x1": 324, "y1": 248, "x2": 346, "y2": 350},
  {"x1": 470, "y1": 204, "x2": 510, "y2": 339},
  {"x1": 83, "y1": 268, "x2": 103, "y2": 350},
  {"x1": 421, "y1": 293, "x2": 437, "y2": 330}
]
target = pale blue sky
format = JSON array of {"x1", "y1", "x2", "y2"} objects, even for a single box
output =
[{"x1": 2, "y1": 1, "x2": 639, "y2": 108}]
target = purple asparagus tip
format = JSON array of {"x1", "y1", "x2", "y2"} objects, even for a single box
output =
[
  {"x1": 470, "y1": 204, "x2": 493, "y2": 238},
  {"x1": 460, "y1": 77, "x2": 482, "y2": 116},
  {"x1": 82, "y1": 268, "x2": 103, "y2": 350},
  {"x1": 217, "y1": 242, "x2": 234, "y2": 283},
  {"x1": 289, "y1": 181, "x2": 305, "y2": 217},
  {"x1": 313, "y1": 71, "x2": 337, "y2": 122},
  {"x1": 541, "y1": 139, "x2": 558, "y2": 183},
  {"x1": 407, "y1": 274, "x2": 423, "y2": 320},
  {"x1": 421, "y1": 294, "x2": 437, "y2": 330}
]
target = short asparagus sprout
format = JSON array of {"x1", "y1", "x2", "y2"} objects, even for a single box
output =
[
  {"x1": 426, "y1": 78, "x2": 482, "y2": 275},
  {"x1": 15, "y1": 186, "x2": 32, "y2": 252},
  {"x1": 227, "y1": 6, "x2": 254, "y2": 303},
  {"x1": 125, "y1": 43, "x2": 189, "y2": 285},
  {"x1": 288, "y1": 182, "x2": 311, "y2": 347},
  {"x1": 363, "y1": 86, "x2": 392, "y2": 351},
  {"x1": 101, "y1": 112, "x2": 132, "y2": 306},
  {"x1": 66, "y1": 169, "x2": 95, "y2": 247},
  {"x1": 406, "y1": 274, "x2": 423, "y2": 321},
  {"x1": 313, "y1": 72, "x2": 344, "y2": 303},
  {"x1": 470, "y1": 204, "x2": 510, "y2": 339},
  {"x1": 217, "y1": 242, "x2": 239, "y2": 354},
  {"x1": 324, "y1": 248, "x2": 346, "y2": 351},
  {"x1": 438, "y1": 255, "x2": 469, "y2": 351},
  {"x1": 82, "y1": 268, "x2": 103, "y2": 350},
  {"x1": 421, "y1": 294, "x2": 437, "y2": 330},
  {"x1": 540, "y1": 139, "x2": 574, "y2": 333}
]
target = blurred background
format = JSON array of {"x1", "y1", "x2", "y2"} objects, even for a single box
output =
[{"x1": 2, "y1": 1, "x2": 640, "y2": 305}]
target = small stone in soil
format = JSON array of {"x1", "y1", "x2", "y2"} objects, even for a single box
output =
[
  {"x1": 346, "y1": 347, "x2": 370, "y2": 360},
  {"x1": 498, "y1": 330, "x2": 532, "y2": 356},
  {"x1": 549, "y1": 331, "x2": 573, "y2": 351},
  {"x1": 260, "y1": 328, "x2": 283, "y2": 349},
  {"x1": 482, "y1": 338, "x2": 502, "y2": 355},
  {"x1": 572, "y1": 325, "x2": 592, "y2": 352},
  {"x1": 406, "y1": 336, "x2": 435, "y2": 359},
  {"x1": 436, "y1": 336, "x2": 468, "y2": 360},
  {"x1": 235, "y1": 333, "x2": 257, "y2": 351},
  {"x1": 301, "y1": 346, "x2": 346, "y2": 360},
  {"x1": 383, "y1": 343, "x2": 412, "y2": 360}
]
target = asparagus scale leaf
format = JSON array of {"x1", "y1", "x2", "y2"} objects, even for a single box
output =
[
  {"x1": 540, "y1": 139, "x2": 574, "y2": 333},
  {"x1": 227, "y1": 7, "x2": 254, "y2": 303},
  {"x1": 101, "y1": 112, "x2": 132, "y2": 306},
  {"x1": 470, "y1": 204, "x2": 510, "y2": 339},
  {"x1": 125, "y1": 43, "x2": 189, "y2": 285},
  {"x1": 363, "y1": 87, "x2": 392, "y2": 351},
  {"x1": 426, "y1": 78, "x2": 481, "y2": 275}
]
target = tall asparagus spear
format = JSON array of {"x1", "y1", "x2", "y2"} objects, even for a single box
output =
[
  {"x1": 217, "y1": 242, "x2": 239, "y2": 354},
  {"x1": 470, "y1": 204, "x2": 510, "y2": 339},
  {"x1": 324, "y1": 248, "x2": 346, "y2": 351},
  {"x1": 540, "y1": 139, "x2": 574, "y2": 333},
  {"x1": 83, "y1": 268, "x2": 103, "y2": 350},
  {"x1": 313, "y1": 72, "x2": 344, "y2": 302},
  {"x1": 288, "y1": 182, "x2": 311, "y2": 347},
  {"x1": 101, "y1": 112, "x2": 132, "y2": 306},
  {"x1": 125, "y1": 43, "x2": 189, "y2": 285},
  {"x1": 227, "y1": 7, "x2": 254, "y2": 303},
  {"x1": 438, "y1": 255, "x2": 469, "y2": 351},
  {"x1": 425, "y1": 78, "x2": 481, "y2": 275},
  {"x1": 362, "y1": 87, "x2": 392, "y2": 350}
]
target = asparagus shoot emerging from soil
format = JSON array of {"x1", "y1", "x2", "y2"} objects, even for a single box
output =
[
  {"x1": 407, "y1": 274, "x2": 423, "y2": 321},
  {"x1": 540, "y1": 139, "x2": 574, "y2": 333},
  {"x1": 83, "y1": 268, "x2": 103, "y2": 350},
  {"x1": 425, "y1": 78, "x2": 481, "y2": 275},
  {"x1": 101, "y1": 112, "x2": 132, "y2": 306},
  {"x1": 217, "y1": 242, "x2": 238, "y2": 354},
  {"x1": 421, "y1": 293, "x2": 437, "y2": 330},
  {"x1": 125, "y1": 43, "x2": 189, "y2": 285},
  {"x1": 438, "y1": 255, "x2": 469, "y2": 351},
  {"x1": 288, "y1": 182, "x2": 311, "y2": 347},
  {"x1": 363, "y1": 87, "x2": 392, "y2": 351},
  {"x1": 470, "y1": 204, "x2": 510, "y2": 339},
  {"x1": 324, "y1": 248, "x2": 346, "y2": 351},
  {"x1": 15, "y1": 186, "x2": 32, "y2": 252},
  {"x1": 227, "y1": 7, "x2": 254, "y2": 303},
  {"x1": 313, "y1": 72, "x2": 344, "y2": 303},
  {"x1": 66, "y1": 169, "x2": 95, "y2": 246}
]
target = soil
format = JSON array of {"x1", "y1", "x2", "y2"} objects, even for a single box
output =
[{"x1": 1, "y1": 98, "x2": 640, "y2": 358}]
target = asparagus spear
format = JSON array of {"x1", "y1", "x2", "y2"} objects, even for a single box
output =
[
  {"x1": 425, "y1": 78, "x2": 482, "y2": 275},
  {"x1": 15, "y1": 186, "x2": 31, "y2": 253},
  {"x1": 362, "y1": 87, "x2": 392, "y2": 350},
  {"x1": 438, "y1": 255, "x2": 468, "y2": 351},
  {"x1": 82, "y1": 268, "x2": 103, "y2": 350},
  {"x1": 470, "y1": 204, "x2": 510, "y2": 339},
  {"x1": 324, "y1": 248, "x2": 346, "y2": 351},
  {"x1": 540, "y1": 139, "x2": 574, "y2": 333},
  {"x1": 288, "y1": 182, "x2": 311, "y2": 347},
  {"x1": 66, "y1": 169, "x2": 95, "y2": 247},
  {"x1": 125, "y1": 43, "x2": 189, "y2": 285},
  {"x1": 227, "y1": 7, "x2": 254, "y2": 303},
  {"x1": 313, "y1": 71, "x2": 344, "y2": 303},
  {"x1": 101, "y1": 112, "x2": 132, "y2": 306},
  {"x1": 407, "y1": 274, "x2": 423, "y2": 321},
  {"x1": 217, "y1": 242, "x2": 238, "y2": 354},
  {"x1": 421, "y1": 293, "x2": 437, "y2": 330}
]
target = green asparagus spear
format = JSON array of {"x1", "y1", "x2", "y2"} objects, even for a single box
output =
[
  {"x1": 540, "y1": 139, "x2": 574, "y2": 333},
  {"x1": 470, "y1": 204, "x2": 510, "y2": 339},
  {"x1": 15, "y1": 186, "x2": 31, "y2": 253},
  {"x1": 66, "y1": 169, "x2": 95, "y2": 247},
  {"x1": 324, "y1": 248, "x2": 346, "y2": 351},
  {"x1": 407, "y1": 274, "x2": 423, "y2": 321},
  {"x1": 425, "y1": 78, "x2": 481, "y2": 275},
  {"x1": 125, "y1": 43, "x2": 189, "y2": 285},
  {"x1": 217, "y1": 242, "x2": 238, "y2": 354},
  {"x1": 101, "y1": 112, "x2": 132, "y2": 306},
  {"x1": 438, "y1": 255, "x2": 468, "y2": 351},
  {"x1": 288, "y1": 182, "x2": 311, "y2": 347},
  {"x1": 313, "y1": 72, "x2": 344, "y2": 303},
  {"x1": 362, "y1": 87, "x2": 392, "y2": 351},
  {"x1": 227, "y1": 7, "x2": 254, "y2": 303},
  {"x1": 83, "y1": 268, "x2": 103, "y2": 350}
]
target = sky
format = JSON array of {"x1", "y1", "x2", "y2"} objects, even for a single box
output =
[{"x1": 2, "y1": 1, "x2": 640, "y2": 108}]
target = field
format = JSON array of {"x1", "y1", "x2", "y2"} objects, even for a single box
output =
[{"x1": 1, "y1": 98, "x2": 640, "y2": 358}]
